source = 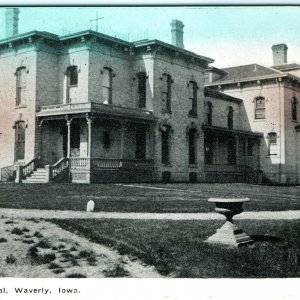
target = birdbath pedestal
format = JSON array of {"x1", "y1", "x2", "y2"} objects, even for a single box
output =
[{"x1": 206, "y1": 198, "x2": 254, "y2": 247}]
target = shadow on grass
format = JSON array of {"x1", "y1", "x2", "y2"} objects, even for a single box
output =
[{"x1": 250, "y1": 235, "x2": 283, "y2": 243}]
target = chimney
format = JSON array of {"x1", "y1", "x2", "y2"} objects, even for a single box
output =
[
  {"x1": 5, "y1": 8, "x2": 20, "y2": 38},
  {"x1": 272, "y1": 44, "x2": 288, "y2": 66},
  {"x1": 170, "y1": 19, "x2": 184, "y2": 49}
]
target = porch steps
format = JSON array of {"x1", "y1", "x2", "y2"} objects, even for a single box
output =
[{"x1": 22, "y1": 168, "x2": 48, "y2": 183}]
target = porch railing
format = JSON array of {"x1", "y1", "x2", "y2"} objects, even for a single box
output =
[
  {"x1": 0, "y1": 165, "x2": 15, "y2": 182},
  {"x1": 15, "y1": 158, "x2": 42, "y2": 183},
  {"x1": 204, "y1": 164, "x2": 247, "y2": 173},
  {"x1": 70, "y1": 157, "x2": 154, "y2": 170},
  {"x1": 52, "y1": 157, "x2": 69, "y2": 178}
]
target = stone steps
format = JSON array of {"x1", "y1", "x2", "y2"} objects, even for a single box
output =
[{"x1": 22, "y1": 168, "x2": 48, "y2": 183}]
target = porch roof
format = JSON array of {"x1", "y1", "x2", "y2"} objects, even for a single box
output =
[
  {"x1": 36, "y1": 102, "x2": 157, "y2": 123},
  {"x1": 202, "y1": 125, "x2": 263, "y2": 138}
]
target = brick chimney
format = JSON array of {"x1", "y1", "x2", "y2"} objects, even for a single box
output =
[
  {"x1": 170, "y1": 19, "x2": 184, "y2": 49},
  {"x1": 272, "y1": 44, "x2": 288, "y2": 66},
  {"x1": 5, "y1": 8, "x2": 20, "y2": 38}
]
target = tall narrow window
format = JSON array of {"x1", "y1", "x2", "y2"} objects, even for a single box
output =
[
  {"x1": 268, "y1": 132, "x2": 277, "y2": 155},
  {"x1": 206, "y1": 101, "x2": 213, "y2": 125},
  {"x1": 161, "y1": 73, "x2": 172, "y2": 113},
  {"x1": 66, "y1": 65, "x2": 78, "y2": 103},
  {"x1": 137, "y1": 72, "x2": 147, "y2": 108},
  {"x1": 188, "y1": 81, "x2": 198, "y2": 116},
  {"x1": 292, "y1": 97, "x2": 298, "y2": 121},
  {"x1": 255, "y1": 96, "x2": 265, "y2": 119},
  {"x1": 161, "y1": 125, "x2": 171, "y2": 164},
  {"x1": 15, "y1": 67, "x2": 27, "y2": 107},
  {"x1": 227, "y1": 106, "x2": 234, "y2": 129},
  {"x1": 188, "y1": 129, "x2": 197, "y2": 164},
  {"x1": 15, "y1": 121, "x2": 26, "y2": 161},
  {"x1": 102, "y1": 67, "x2": 113, "y2": 104},
  {"x1": 136, "y1": 127, "x2": 146, "y2": 160}
]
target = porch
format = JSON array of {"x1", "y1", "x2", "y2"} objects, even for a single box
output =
[
  {"x1": 203, "y1": 125, "x2": 263, "y2": 183},
  {"x1": 20, "y1": 102, "x2": 157, "y2": 183}
]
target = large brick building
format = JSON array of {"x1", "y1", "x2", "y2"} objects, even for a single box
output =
[{"x1": 0, "y1": 8, "x2": 298, "y2": 184}]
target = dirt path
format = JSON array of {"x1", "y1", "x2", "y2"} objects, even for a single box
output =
[
  {"x1": 1, "y1": 208, "x2": 300, "y2": 220},
  {"x1": 0, "y1": 217, "x2": 162, "y2": 278}
]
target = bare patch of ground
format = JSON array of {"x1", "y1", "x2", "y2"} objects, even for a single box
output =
[{"x1": 0, "y1": 217, "x2": 162, "y2": 278}]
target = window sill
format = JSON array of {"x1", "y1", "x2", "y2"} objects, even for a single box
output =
[
  {"x1": 253, "y1": 119, "x2": 266, "y2": 122},
  {"x1": 15, "y1": 105, "x2": 27, "y2": 109},
  {"x1": 188, "y1": 111, "x2": 198, "y2": 118}
]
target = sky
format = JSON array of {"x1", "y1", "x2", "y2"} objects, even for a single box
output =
[{"x1": 1, "y1": 6, "x2": 300, "y2": 68}]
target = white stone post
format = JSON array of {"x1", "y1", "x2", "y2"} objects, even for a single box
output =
[
  {"x1": 15, "y1": 165, "x2": 23, "y2": 183},
  {"x1": 66, "y1": 119, "x2": 72, "y2": 158},
  {"x1": 45, "y1": 165, "x2": 53, "y2": 183}
]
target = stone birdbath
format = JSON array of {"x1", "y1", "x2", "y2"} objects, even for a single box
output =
[{"x1": 206, "y1": 198, "x2": 254, "y2": 247}]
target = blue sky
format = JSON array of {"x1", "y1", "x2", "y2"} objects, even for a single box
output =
[{"x1": 1, "y1": 6, "x2": 300, "y2": 67}]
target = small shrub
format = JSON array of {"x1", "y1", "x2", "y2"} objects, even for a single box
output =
[
  {"x1": 48, "y1": 262, "x2": 62, "y2": 269},
  {"x1": 62, "y1": 252, "x2": 75, "y2": 259},
  {"x1": 41, "y1": 253, "x2": 56, "y2": 264},
  {"x1": 102, "y1": 264, "x2": 129, "y2": 278},
  {"x1": 70, "y1": 258, "x2": 79, "y2": 266},
  {"x1": 52, "y1": 246, "x2": 58, "y2": 250},
  {"x1": 28, "y1": 246, "x2": 39, "y2": 258},
  {"x1": 87, "y1": 255, "x2": 97, "y2": 266},
  {"x1": 36, "y1": 239, "x2": 52, "y2": 249},
  {"x1": 23, "y1": 239, "x2": 34, "y2": 244},
  {"x1": 11, "y1": 227, "x2": 23, "y2": 235},
  {"x1": 5, "y1": 220, "x2": 14, "y2": 224},
  {"x1": 27, "y1": 246, "x2": 56, "y2": 264},
  {"x1": 0, "y1": 238, "x2": 7, "y2": 243},
  {"x1": 65, "y1": 273, "x2": 87, "y2": 278},
  {"x1": 22, "y1": 227, "x2": 30, "y2": 233},
  {"x1": 24, "y1": 234, "x2": 32, "y2": 238},
  {"x1": 79, "y1": 249, "x2": 94, "y2": 258},
  {"x1": 33, "y1": 231, "x2": 43, "y2": 238},
  {"x1": 58, "y1": 244, "x2": 65, "y2": 249},
  {"x1": 70, "y1": 246, "x2": 77, "y2": 251},
  {"x1": 53, "y1": 269, "x2": 65, "y2": 274},
  {"x1": 6, "y1": 254, "x2": 17, "y2": 264}
]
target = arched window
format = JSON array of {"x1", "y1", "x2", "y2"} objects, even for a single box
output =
[
  {"x1": 227, "y1": 106, "x2": 234, "y2": 129},
  {"x1": 161, "y1": 73, "x2": 172, "y2": 113},
  {"x1": 15, "y1": 66, "x2": 27, "y2": 107},
  {"x1": 255, "y1": 96, "x2": 265, "y2": 119},
  {"x1": 102, "y1": 67, "x2": 113, "y2": 104},
  {"x1": 188, "y1": 128, "x2": 197, "y2": 164},
  {"x1": 188, "y1": 81, "x2": 198, "y2": 116},
  {"x1": 66, "y1": 65, "x2": 78, "y2": 103},
  {"x1": 14, "y1": 121, "x2": 26, "y2": 161},
  {"x1": 161, "y1": 125, "x2": 171, "y2": 164},
  {"x1": 268, "y1": 132, "x2": 277, "y2": 155},
  {"x1": 137, "y1": 72, "x2": 147, "y2": 108},
  {"x1": 206, "y1": 101, "x2": 213, "y2": 125},
  {"x1": 292, "y1": 97, "x2": 298, "y2": 121}
]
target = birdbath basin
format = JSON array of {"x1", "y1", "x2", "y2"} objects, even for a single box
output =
[{"x1": 206, "y1": 198, "x2": 254, "y2": 247}]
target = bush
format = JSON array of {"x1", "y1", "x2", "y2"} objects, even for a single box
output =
[
  {"x1": 35, "y1": 239, "x2": 52, "y2": 249},
  {"x1": 102, "y1": 264, "x2": 129, "y2": 278},
  {"x1": 0, "y1": 237, "x2": 7, "y2": 243},
  {"x1": 65, "y1": 273, "x2": 87, "y2": 278},
  {"x1": 22, "y1": 239, "x2": 34, "y2": 244},
  {"x1": 33, "y1": 231, "x2": 43, "y2": 238},
  {"x1": 6, "y1": 254, "x2": 17, "y2": 264},
  {"x1": 11, "y1": 227, "x2": 23, "y2": 235}
]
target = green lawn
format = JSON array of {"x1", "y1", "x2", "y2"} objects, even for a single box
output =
[
  {"x1": 51, "y1": 218, "x2": 300, "y2": 278},
  {"x1": 0, "y1": 182, "x2": 300, "y2": 212}
]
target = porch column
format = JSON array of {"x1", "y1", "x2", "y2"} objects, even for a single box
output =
[
  {"x1": 215, "y1": 134, "x2": 219, "y2": 164},
  {"x1": 66, "y1": 117, "x2": 72, "y2": 158},
  {"x1": 245, "y1": 137, "x2": 248, "y2": 165},
  {"x1": 86, "y1": 115, "x2": 93, "y2": 158},
  {"x1": 235, "y1": 135, "x2": 239, "y2": 164},
  {"x1": 38, "y1": 119, "x2": 43, "y2": 160},
  {"x1": 120, "y1": 121, "x2": 127, "y2": 159}
]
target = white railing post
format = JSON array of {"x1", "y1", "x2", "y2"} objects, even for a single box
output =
[
  {"x1": 15, "y1": 165, "x2": 23, "y2": 183},
  {"x1": 45, "y1": 165, "x2": 53, "y2": 183}
]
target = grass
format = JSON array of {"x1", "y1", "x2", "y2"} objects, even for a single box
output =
[
  {"x1": 0, "y1": 183, "x2": 300, "y2": 213},
  {"x1": 52, "y1": 218, "x2": 300, "y2": 278}
]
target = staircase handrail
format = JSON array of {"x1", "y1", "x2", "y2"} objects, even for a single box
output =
[
  {"x1": 23, "y1": 158, "x2": 40, "y2": 177},
  {"x1": 52, "y1": 157, "x2": 69, "y2": 178}
]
